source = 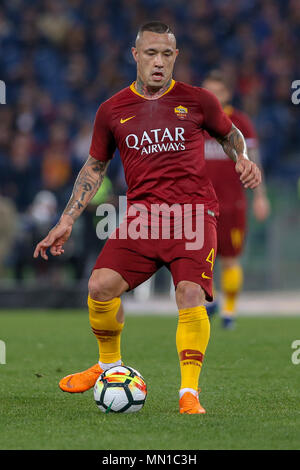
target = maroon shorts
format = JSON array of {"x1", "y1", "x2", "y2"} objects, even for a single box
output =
[
  {"x1": 217, "y1": 206, "x2": 247, "y2": 257},
  {"x1": 93, "y1": 215, "x2": 217, "y2": 301}
]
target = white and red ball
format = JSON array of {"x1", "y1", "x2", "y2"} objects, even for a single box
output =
[{"x1": 94, "y1": 365, "x2": 147, "y2": 413}]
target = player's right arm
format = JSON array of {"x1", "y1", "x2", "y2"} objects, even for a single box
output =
[
  {"x1": 34, "y1": 100, "x2": 116, "y2": 260},
  {"x1": 33, "y1": 156, "x2": 109, "y2": 260}
]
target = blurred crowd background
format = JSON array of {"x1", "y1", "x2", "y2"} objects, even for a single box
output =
[{"x1": 0, "y1": 0, "x2": 299, "y2": 296}]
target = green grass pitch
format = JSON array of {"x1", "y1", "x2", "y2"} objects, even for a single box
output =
[{"x1": 0, "y1": 310, "x2": 299, "y2": 450}]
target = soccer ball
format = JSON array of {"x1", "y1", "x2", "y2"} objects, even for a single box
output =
[{"x1": 94, "y1": 365, "x2": 147, "y2": 413}]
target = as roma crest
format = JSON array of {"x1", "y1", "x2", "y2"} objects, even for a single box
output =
[{"x1": 174, "y1": 105, "x2": 188, "y2": 120}]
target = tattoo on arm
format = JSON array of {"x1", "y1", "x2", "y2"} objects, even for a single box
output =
[
  {"x1": 63, "y1": 155, "x2": 109, "y2": 222},
  {"x1": 216, "y1": 123, "x2": 248, "y2": 163}
]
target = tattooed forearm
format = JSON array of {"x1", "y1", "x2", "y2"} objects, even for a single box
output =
[
  {"x1": 62, "y1": 155, "x2": 109, "y2": 222},
  {"x1": 216, "y1": 124, "x2": 248, "y2": 163}
]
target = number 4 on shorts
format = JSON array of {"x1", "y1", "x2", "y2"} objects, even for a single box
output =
[{"x1": 206, "y1": 248, "x2": 215, "y2": 272}]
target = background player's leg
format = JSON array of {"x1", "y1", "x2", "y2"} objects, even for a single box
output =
[
  {"x1": 205, "y1": 282, "x2": 219, "y2": 318},
  {"x1": 175, "y1": 281, "x2": 210, "y2": 413},
  {"x1": 220, "y1": 256, "x2": 243, "y2": 329},
  {"x1": 88, "y1": 268, "x2": 129, "y2": 370}
]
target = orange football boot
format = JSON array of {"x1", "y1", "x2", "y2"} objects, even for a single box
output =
[
  {"x1": 59, "y1": 363, "x2": 103, "y2": 393},
  {"x1": 179, "y1": 391, "x2": 206, "y2": 414}
]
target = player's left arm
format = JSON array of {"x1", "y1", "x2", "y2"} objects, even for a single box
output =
[
  {"x1": 216, "y1": 123, "x2": 261, "y2": 190},
  {"x1": 201, "y1": 89, "x2": 261, "y2": 190}
]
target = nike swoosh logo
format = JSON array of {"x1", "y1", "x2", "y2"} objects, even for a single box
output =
[
  {"x1": 201, "y1": 272, "x2": 212, "y2": 279},
  {"x1": 66, "y1": 376, "x2": 74, "y2": 389},
  {"x1": 120, "y1": 116, "x2": 135, "y2": 124},
  {"x1": 105, "y1": 398, "x2": 115, "y2": 414},
  {"x1": 184, "y1": 352, "x2": 199, "y2": 358},
  {"x1": 179, "y1": 349, "x2": 204, "y2": 362}
]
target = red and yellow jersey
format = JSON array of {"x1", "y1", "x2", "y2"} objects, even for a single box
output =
[
  {"x1": 89, "y1": 80, "x2": 232, "y2": 217},
  {"x1": 204, "y1": 105, "x2": 258, "y2": 211}
]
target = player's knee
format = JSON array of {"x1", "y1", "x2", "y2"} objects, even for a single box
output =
[
  {"x1": 88, "y1": 274, "x2": 116, "y2": 302},
  {"x1": 176, "y1": 281, "x2": 205, "y2": 309}
]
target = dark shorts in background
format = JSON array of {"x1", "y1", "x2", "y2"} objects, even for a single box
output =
[{"x1": 217, "y1": 206, "x2": 246, "y2": 257}]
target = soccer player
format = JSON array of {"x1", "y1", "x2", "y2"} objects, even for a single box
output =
[
  {"x1": 33, "y1": 22, "x2": 261, "y2": 414},
  {"x1": 202, "y1": 70, "x2": 270, "y2": 329}
]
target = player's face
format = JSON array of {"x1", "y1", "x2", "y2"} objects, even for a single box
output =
[
  {"x1": 132, "y1": 31, "x2": 178, "y2": 89},
  {"x1": 202, "y1": 80, "x2": 231, "y2": 107}
]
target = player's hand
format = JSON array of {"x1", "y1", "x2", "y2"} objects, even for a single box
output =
[
  {"x1": 235, "y1": 154, "x2": 261, "y2": 189},
  {"x1": 252, "y1": 193, "x2": 270, "y2": 221},
  {"x1": 33, "y1": 216, "x2": 73, "y2": 260}
]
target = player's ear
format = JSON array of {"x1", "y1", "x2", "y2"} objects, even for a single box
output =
[{"x1": 131, "y1": 47, "x2": 138, "y2": 63}]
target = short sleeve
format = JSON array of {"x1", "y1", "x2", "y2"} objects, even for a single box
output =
[
  {"x1": 89, "y1": 103, "x2": 116, "y2": 162},
  {"x1": 199, "y1": 88, "x2": 232, "y2": 138}
]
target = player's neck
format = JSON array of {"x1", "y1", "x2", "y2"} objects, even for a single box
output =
[{"x1": 135, "y1": 76, "x2": 173, "y2": 100}]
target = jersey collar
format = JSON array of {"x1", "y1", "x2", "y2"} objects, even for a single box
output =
[{"x1": 130, "y1": 79, "x2": 176, "y2": 100}]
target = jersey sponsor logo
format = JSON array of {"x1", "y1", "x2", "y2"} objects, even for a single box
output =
[
  {"x1": 179, "y1": 349, "x2": 204, "y2": 363},
  {"x1": 125, "y1": 127, "x2": 185, "y2": 155},
  {"x1": 120, "y1": 116, "x2": 136, "y2": 124},
  {"x1": 174, "y1": 105, "x2": 188, "y2": 120}
]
